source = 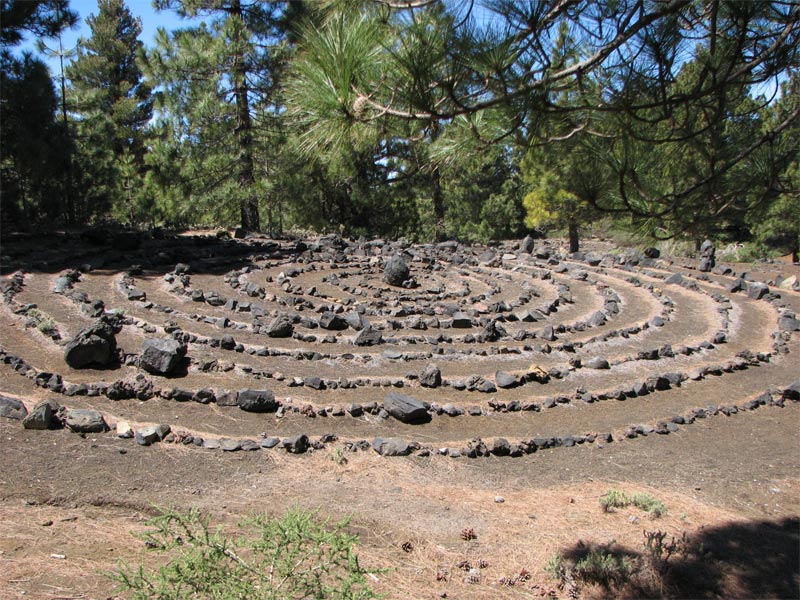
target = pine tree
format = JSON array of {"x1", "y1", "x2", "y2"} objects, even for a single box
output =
[
  {"x1": 0, "y1": 0, "x2": 76, "y2": 229},
  {"x1": 749, "y1": 73, "x2": 800, "y2": 262},
  {"x1": 287, "y1": 0, "x2": 799, "y2": 236},
  {"x1": 146, "y1": 0, "x2": 290, "y2": 231},
  {"x1": 66, "y1": 0, "x2": 152, "y2": 222}
]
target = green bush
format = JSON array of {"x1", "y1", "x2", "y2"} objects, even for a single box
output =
[
  {"x1": 27, "y1": 308, "x2": 56, "y2": 335},
  {"x1": 600, "y1": 489, "x2": 667, "y2": 519},
  {"x1": 544, "y1": 553, "x2": 565, "y2": 580},
  {"x1": 114, "y1": 507, "x2": 378, "y2": 599},
  {"x1": 599, "y1": 489, "x2": 629, "y2": 513},
  {"x1": 630, "y1": 493, "x2": 668, "y2": 519},
  {"x1": 573, "y1": 550, "x2": 634, "y2": 587},
  {"x1": 545, "y1": 549, "x2": 633, "y2": 591}
]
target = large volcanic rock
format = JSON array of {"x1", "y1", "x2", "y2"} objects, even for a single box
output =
[
  {"x1": 140, "y1": 338, "x2": 187, "y2": 375},
  {"x1": 419, "y1": 364, "x2": 442, "y2": 388},
  {"x1": 384, "y1": 392, "x2": 430, "y2": 424},
  {"x1": 372, "y1": 437, "x2": 412, "y2": 456},
  {"x1": 64, "y1": 408, "x2": 107, "y2": 433},
  {"x1": 698, "y1": 239, "x2": 716, "y2": 272},
  {"x1": 64, "y1": 317, "x2": 119, "y2": 369},
  {"x1": 319, "y1": 312, "x2": 348, "y2": 331},
  {"x1": 237, "y1": 389, "x2": 279, "y2": 413},
  {"x1": 352, "y1": 326, "x2": 383, "y2": 346},
  {"x1": 0, "y1": 396, "x2": 28, "y2": 420},
  {"x1": 266, "y1": 314, "x2": 293, "y2": 338},
  {"x1": 22, "y1": 400, "x2": 62, "y2": 430},
  {"x1": 384, "y1": 254, "x2": 410, "y2": 287},
  {"x1": 520, "y1": 235, "x2": 535, "y2": 254}
]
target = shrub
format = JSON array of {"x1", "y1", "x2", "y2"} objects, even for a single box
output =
[
  {"x1": 631, "y1": 493, "x2": 668, "y2": 519},
  {"x1": 600, "y1": 490, "x2": 667, "y2": 518},
  {"x1": 114, "y1": 507, "x2": 378, "y2": 599},
  {"x1": 545, "y1": 548, "x2": 633, "y2": 593},
  {"x1": 27, "y1": 308, "x2": 56, "y2": 335},
  {"x1": 573, "y1": 550, "x2": 634, "y2": 587},
  {"x1": 544, "y1": 553, "x2": 565, "y2": 580},
  {"x1": 599, "y1": 489, "x2": 629, "y2": 513}
]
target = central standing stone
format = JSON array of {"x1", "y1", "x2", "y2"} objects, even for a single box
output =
[{"x1": 384, "y1": 254, "x2": 410, "y2": 287}]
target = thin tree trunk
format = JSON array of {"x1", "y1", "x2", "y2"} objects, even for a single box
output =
[
  {"x1": 432, "y1": 166, "x2": 445, "y2": 242},
  {"x1": 231, "y1": 0, "x2": 259, "y2": 232},
  {"x1": 58, "y1": 31, "x2": 74, "y2": 225},
  {"x1": 568, "y1": 220, "x2": 579, "y2": 253}
]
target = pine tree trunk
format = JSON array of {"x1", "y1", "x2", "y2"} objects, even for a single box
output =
[
  {"x1": 232, "y1": 0, "x2": 259, "y2": 232},
  {"x1": 432, "y1": 166, "x2": 445, "y2": 242},
  {"x1": 568, "y1": 220, "x2": 579, "y2": 253},
  {"x1": 58, "y1": 42, "x2": 74, "y2": 225}
]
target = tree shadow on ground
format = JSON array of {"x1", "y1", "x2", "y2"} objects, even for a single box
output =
[
  {"x1": 556, "y1": 516, "x2": 799, "y2": 599},
  {"x1": 0, "y1": 226, "x2": 301, "y2": 277}
]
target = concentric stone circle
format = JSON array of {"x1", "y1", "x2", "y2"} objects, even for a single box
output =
[{"x1": 1, "y1": 233, "x2": 798, "y2": 458}]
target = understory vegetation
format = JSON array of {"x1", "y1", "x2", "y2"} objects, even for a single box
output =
[
  {"x1": 546, "y1": 528, "x2": 699, "y2": 598},
  {"x1": 113, "y1": 507, "x2": 378, "y2": 600},
  {"x1": 600, "y1": 489, "x2": 669, "y2": 519}
]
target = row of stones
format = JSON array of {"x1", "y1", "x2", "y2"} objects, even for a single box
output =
[
  {"x1": 0, "y1": 256, "x2": 767, "y2": 411},
  {"x1": 0, "y1": 333, "x2": 774, "y2": 425},
  {"x1": 62, "y1": 248, "x2": 678, "y2": 362},
  {"x1": 93, "y1": 269, "x2": 602, "y2": 364},
  {"x1": 125, "y1": 266, "x2": 666, "y2": 357},
  {"x1": 3, "y1": 382, "x2": 798, "y2": 458},
  {"x1": 2, "y1": 266, "x2": 744, "y2": 402},
  {"x1": 553, "y1": 253, "x2": 796, "y2": 356},
  {"x1": 170, "y1": 262, "x2": 570, "y2": 339},
  {"x1": 55, "y1": 267, "x2": 715, "y2": 397},
  {"x1": 651, "y1": 267, "x2": 800, "y2": 339},
  {"x1": 224, "y1": 259, "x2": 473, "y2": 312},
  {"x1": 149, "y1": 270, "x2": 709, "y2": 385},
  {"x1": 1, "y1": 249, "x2": 778, "y2": 382},
  {"x1": 4, "y1": 272, "x2": 676, "y2": 392}
]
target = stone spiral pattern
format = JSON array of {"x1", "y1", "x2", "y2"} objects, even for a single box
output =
[{"x1": 1, "y1": 234, "x2": 798, "y2": 458}]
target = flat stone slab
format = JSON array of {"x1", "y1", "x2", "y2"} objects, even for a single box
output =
[
  {"x1": 64, "y1": 408, "x2": 107, "y2": 433},
  {"x1": 372, "y1": 437, "x2": 412, "y2": 456},
  {"x1": 384, "y1": 392, "x2": 430, "y2": 424}
]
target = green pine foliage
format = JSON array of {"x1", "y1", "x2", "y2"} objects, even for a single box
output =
[
  {"x1": 0, "y1": 53, "x2": 71, "y2": 227},
  {"x1": 1, "y1": 0, "x2": 797, "y2": 249},
  {"x1": 66, "y1": 0, "x2": 152, "y2": 223},
  {"x1": 0, "y1": 0, "x2": 76, "y2": 229}
]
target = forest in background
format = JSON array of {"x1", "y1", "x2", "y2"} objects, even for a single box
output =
[{"x1": 1, "y1": 0, "x2": 798, "y2": 258}]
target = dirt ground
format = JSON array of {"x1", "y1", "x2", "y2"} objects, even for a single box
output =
[{"x1": 0, "y1": 231, "x2": 798, "y2": 599}]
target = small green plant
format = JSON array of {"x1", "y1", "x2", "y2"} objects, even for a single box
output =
[
  {"x1": 544, "y1": 553, "x2": 565, "y2": 580},
  {"x1": 330, "y1": 447, "x2": 348, "y2": 466},
  {"x1": 642, "y1": 529, "x2": 690, "y2": 573},
  {"x1": 599, "y1": 489, "x2": 629, "y2": 513},
  {"x1": 573, "y1": 550, "x2": 634, "y2": 587},
  {"x1": 113, "y1": 507, "x2": 378, "y2": 599},
  {"x1": 27, "y1": 308, "x2": 57, "y2": 335},
  {"x1": 600, "y1": 489, "x2": 667, "y2": 518},
  {"x1": 631, "y1": 493, "x2": 668, "y2": 518}
]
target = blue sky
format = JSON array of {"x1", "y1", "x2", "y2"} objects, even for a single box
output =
[{"x1": 18, "y1": 0, "x2": 202, "y2": 73}]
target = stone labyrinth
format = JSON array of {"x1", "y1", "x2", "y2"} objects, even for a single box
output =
[{"x1": 1, "y1": 232, "x2": 798, "y2": 459}]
